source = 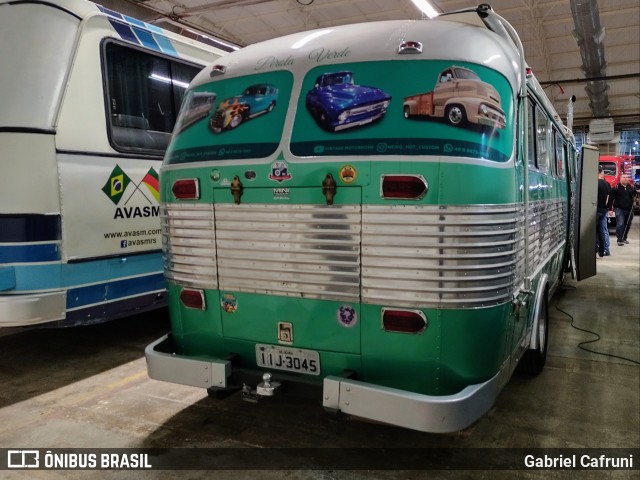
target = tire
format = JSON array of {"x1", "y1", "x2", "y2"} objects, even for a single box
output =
[
  {"x1": 209, "y1": 117, "x2": 222, "y2": 134},
  {"x1": 403, "y1": 106, "x2": 411, "y2": 119},
  {"x1": 519, "y1": 288, "x2": 549, "y2": 375},
  {"x1": 229, "y1": 113, "x2": 243, "y2": 129},
  {"x1": 319, "y1": 111, "x2": 334, "y2": 132},
  {"x1": 445, "y1": 104, "x2": 466, "y2": 127}
]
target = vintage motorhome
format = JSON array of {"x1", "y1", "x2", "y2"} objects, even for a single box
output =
[
  {"x1": 145, "y1": 5, "x2": 597, "y2": 433},
  {"x1": 0, "y1": 0, "x2": 227, "y2": 327}
]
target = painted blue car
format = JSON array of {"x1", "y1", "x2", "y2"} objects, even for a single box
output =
[
  {"x1": 306, "y1": 71, "x2": 391, "y2": 132},
  {"x1": 209, "y1": 84, "x2": 278, "y2": 133}
]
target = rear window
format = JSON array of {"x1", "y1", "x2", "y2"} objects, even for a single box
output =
[
  {"x1": 166, "y1": 71, "x2": 293, "y2": 164},
  {"x1": 291, "y1": 60, "x2": 514, "y2": 163}
]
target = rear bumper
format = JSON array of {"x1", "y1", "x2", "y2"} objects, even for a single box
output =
[
  {"x1": 145, "y1": 333, "x2": 504, "y2": 433},
  {"x1": 0, "y1": 291, "x2": 66, "y2": 327}
]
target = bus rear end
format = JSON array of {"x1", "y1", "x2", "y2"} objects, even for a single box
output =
[{"x1": 146, "y1": 15, "x2": 540, "y2": 433}]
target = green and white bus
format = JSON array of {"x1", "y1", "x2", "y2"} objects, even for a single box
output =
[{"x1": 146, "y1": 5, "x2": 597, "y2": 433}]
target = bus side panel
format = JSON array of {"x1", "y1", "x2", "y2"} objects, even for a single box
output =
[{"x1": 58, "y1": 153, "x2": 162, "y2": 260}]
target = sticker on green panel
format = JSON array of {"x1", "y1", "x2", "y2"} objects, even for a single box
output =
[
  {"x1": 290, "y1": 61, "x2": 514, "y2": 162},
  {"x1": 166, "y1": 70, "x2": 294, "y2": 164}
]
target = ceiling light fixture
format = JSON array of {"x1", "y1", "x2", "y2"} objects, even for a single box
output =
[{"x1": 409, "y1": 0, "x2": 439, "y2": 18}]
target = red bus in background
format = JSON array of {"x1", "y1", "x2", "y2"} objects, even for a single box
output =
[{"x1": 599, "y1": 155, "x2": 634, "y2": 188}]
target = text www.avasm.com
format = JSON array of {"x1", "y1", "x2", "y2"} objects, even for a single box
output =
[{"x1": 104, "y1": 229, "x2": 161, "y2": 247}]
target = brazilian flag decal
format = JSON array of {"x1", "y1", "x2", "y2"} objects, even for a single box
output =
[{"x1": 102, "y1": 165, "x2": 131, "y2": 205}]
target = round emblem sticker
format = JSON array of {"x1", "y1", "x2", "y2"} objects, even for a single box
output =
[
  {"x1": 337, "y1": 305, "x2": 358, "y2": 328},
  {"x1": 339, "y1": 165, "x2": 357, "y2": 184}
]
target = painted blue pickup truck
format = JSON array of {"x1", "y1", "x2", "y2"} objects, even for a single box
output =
[
  {"x1": 209, "y1": 84, "x2": 278, "y2": 133},
  {"x1": 305, "y1": 71, "x2": 391, "y2": 132}
]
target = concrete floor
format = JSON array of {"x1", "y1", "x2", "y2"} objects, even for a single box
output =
[{"x1": 0, "y1": 224, "x2": 638, "y2": 480}]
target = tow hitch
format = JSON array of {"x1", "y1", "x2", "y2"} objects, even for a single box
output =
[{"x1": 241, "y1": 373, "x2": 281, "y2": 403}]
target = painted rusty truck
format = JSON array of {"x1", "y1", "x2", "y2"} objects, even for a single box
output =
[{"x1": 403, "y1": 65, "x2": 506, "y2": 130}]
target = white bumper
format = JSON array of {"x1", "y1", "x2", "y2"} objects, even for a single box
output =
[
  {"x1": 145, "y1": 333, "x2": 504, "y2": 433},
  {"x1": 0, "y1": 291, "x2": 66, "y2": 327}
]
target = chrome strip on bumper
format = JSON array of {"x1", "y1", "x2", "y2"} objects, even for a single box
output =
[
  {"x1": 146, "y1": 333, "x2": 503, "y2": 433},
  {"x1": 145, "y1": 334, "x2": 231, "y2": 389},
  {"x1": 322, "y1": 372, "x2": 503, "y2": 433},
  {"x1": 0, "y1": 291, "x2": 66, "y2": 327}
]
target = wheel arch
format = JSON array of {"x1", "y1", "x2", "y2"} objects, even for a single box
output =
[{"x1": 528, "y1": 273, "x2": 549, "y2": 351}]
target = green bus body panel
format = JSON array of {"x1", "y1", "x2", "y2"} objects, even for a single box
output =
[
  {"x1": 162, "y1": 162, "x2": 518, "y2": 206},
  {"x1": 218, "y1": 292, "x2": 361, "y2": 355},
  {"x1": 168, "y1": 282, "x2": 514, "y2": 395}
]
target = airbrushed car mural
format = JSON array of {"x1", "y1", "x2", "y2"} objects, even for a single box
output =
[
  {"x1": 209, "y1": 84, "x2": 278, "y2": 133},
  {"x1": 306, "y1": 71, "x2": 391, "y2": 132},
  {"x1": 174, "y1": 91, "x2": 216, "y2": 133},
  {"x1": 403, "y1": 66, "x2": 506, "y2": 130}
]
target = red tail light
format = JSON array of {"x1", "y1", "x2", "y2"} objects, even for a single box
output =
[
  {"x1": 172, "y1": 179, "x2": 200, "y2": 200},
  {"x1": 382, "y1": 308, "x2": 427, "y2": 334},
  {"x1": 180, "y1": 288, "x2": 206, "y2": 310},
  {"x1": 381, "y1": 175, "x2": 428, "y2": 199}
]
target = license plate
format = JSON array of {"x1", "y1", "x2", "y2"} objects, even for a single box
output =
[{"x1": 255, "y1": 344, "x2": 320, "y2": 376}]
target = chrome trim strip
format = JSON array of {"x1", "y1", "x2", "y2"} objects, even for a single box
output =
[
  {"x1": 362, "y1": 203, "x2": 525, "y2": 308},
  {"x1": 162, "y1": 203, "x2": 217, "y2": 289},
  {"x1": 215, "y1": 203, "x2": 361, "y2": 303},
  {"x1": 323, "y1": 365, "x2": 507, "y2": 433},
  {"x1": 162, "y1": 200, "x2": 566, "y2": 309}
]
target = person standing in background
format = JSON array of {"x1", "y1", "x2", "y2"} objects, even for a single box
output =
[
  {"x1": 596, "y1": 165, "x2": 611, "y2": 257},
  {"x1": 608, "y1": 174, "x2": 637, "y2": 246}
]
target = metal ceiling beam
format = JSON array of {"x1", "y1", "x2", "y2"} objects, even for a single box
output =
[
  {"x1": 540, "y1": 72, "x2": 640, "y2": 85},
  {"x1": 570, "y1": 0, "x2": 610, "y2": 117}
]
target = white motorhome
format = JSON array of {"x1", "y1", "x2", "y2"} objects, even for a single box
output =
[{"x1": 0, "y1": 0, "x2": 227, "y2": 327}]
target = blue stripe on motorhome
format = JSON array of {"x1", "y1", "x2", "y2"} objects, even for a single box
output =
[
  {"x1": 0, "y1": 266, "x2": 16, "y2": 291},
  {"x1": 123, "y1": 15, "x2": 147, "y2": 29},
  {"x1": 97, "y1": 6, "x2": 124, "y2": 21},
  {"x1": 66, "y1": 273, "x2": 165, "y2": 309},
  {"x1": 63, "y1": 292, "x2": 166, "y2": 326},
  {"x1": 154, "y1": 34, "x2": 178, "y2": 56},
  {"x1": 11, "y1": 263, "x2": 62, "y2": 290},
  {"x1": 0, "y1": 243, "x2": 61, "y2": 263},
  {"x1": 132, "y1": 26, "x2": 160, "y2": 51},
  {"x1": 109, "y1": 19, "x2": 140, "y2": 45},
  {"x1": 146, "y1": 24, "x2": 164, "y2": 34},
  {"x1": 9, "y1": 252, "x2": 163, "y2": 291}
]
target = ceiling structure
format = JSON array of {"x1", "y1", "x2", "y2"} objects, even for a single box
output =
[{"x1": 106, "y1": 0, "x2": 640, "y2": 153}]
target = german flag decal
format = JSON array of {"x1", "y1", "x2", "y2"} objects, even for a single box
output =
[{"x1": 141, "y1": 167, "x2": 160, "y2": 202}]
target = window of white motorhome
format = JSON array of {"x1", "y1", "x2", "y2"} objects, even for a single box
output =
[
  {"x1": 0, "y1": 3, "x2": 79, "y2": 130},
  {"x1": 166, "y1": 70, "x2": 294, "y2": 164},
  {"x1": 103, "y1": 41, "x2": 202, "y2": 155}
]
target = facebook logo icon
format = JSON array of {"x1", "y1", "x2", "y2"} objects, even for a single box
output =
[{"x1": 121, "y1": 240, "x2": 127, "y2": 248}]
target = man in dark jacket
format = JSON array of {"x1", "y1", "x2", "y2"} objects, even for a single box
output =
[
  {"x1": 608, "y1": 174, "x2": 637, "y2": 246},
  {"x1": 596, "y1": 165, "x2": 611, "y2": 257}
]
